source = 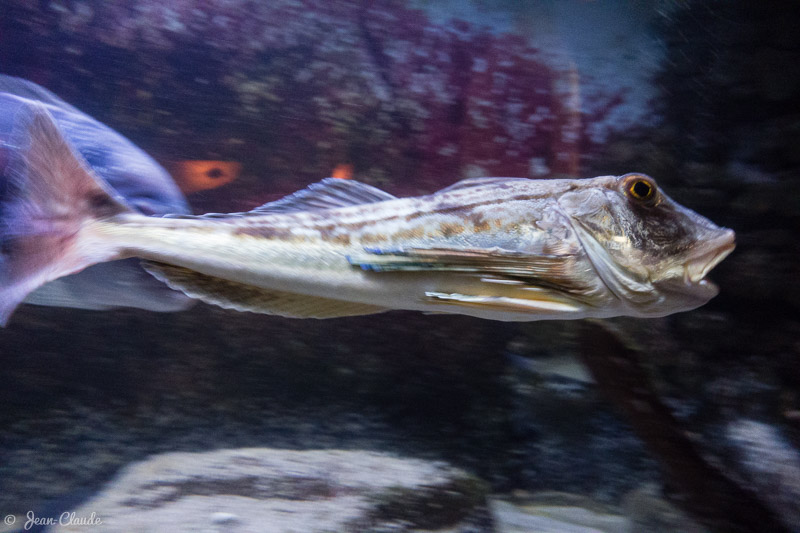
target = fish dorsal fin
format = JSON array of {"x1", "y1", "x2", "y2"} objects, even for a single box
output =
[
  {"x1": 253, "y1": 178, "x2": 397, "y2": 214},
  {"x1": 0, "y1": 75, "x2": 81, "y2": 114},
  {"x1": 161, "y1": 178, "x2": 399, "y2": 220},
  {"x1": 142, "y1": 261, "x2": 387, "y2": 318},
  {"x1": 438, "y1": 177, "x2": 530, "y2": 193}
]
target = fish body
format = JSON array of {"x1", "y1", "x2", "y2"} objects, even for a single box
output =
[
  {"x1": 95, "y1": 180, "x2": 608, "y2": 321},
  {"x1": 0, "y1": 76, "x2": 191, "y2": 312},
  {"x1": 0, "y1": 106, "x2": 735, "y2": 325}
]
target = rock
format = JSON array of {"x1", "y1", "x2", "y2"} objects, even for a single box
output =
[
  {"x1": 210, "y1": 512, "x2": 239, "y2": 525},
  {"x1": 723, "y1": 419, "x2": 800, "y2": 530},
  {"x1": 490, "y1": 492, "x2": 631, "y2": 533},
  {"x1": 621, "y1": 484, "x2": 704, "y2": 533},
  {"x1": 49, "y1": 448, "x2": 491, "y2": 533},
  {"x1": 503, "y1": 323, "x2": 658, "y2": 501}
]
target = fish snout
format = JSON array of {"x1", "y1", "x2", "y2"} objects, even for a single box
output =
[{"x1": 683, "y1": 228, "x2": 735, "y2": 284}]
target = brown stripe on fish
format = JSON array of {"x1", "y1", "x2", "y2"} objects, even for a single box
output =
[
  {"x1": 357, "y1": 221, "x2": 468, "y2": 245},
  {"x1": 402, "y1": 193, "x2": 554, "y2": 223},
  {"x1": 439, "y1": 222, "x2": 466, "y2": 238},
  {"x1": 352, "y1": 226, "x2": 427, "y2": 244},
  {"x1": 198, "y1": 186, "x2": 568, "y2": 246},
  {"x1": 242, "y1": 189, "x2": 556, "y2": 233},
  {"x1": 327, "y1": 232, "x2": 352, "y2": 245},
  {"x1": 316, "y1": 224, "x2": 352, "y2": 245},
  {"x1": 469, "y1": 212, "x2": 493, "y2": 233},
  {"x1": 234, "y1": 219, "x2": 365, "y2": 246},
  {"x1": 313, "y1": 208, "x2": 499, "y2": 244},
  {"x1": 233, "y1": 224, "x2": 304, "y2": 241}
]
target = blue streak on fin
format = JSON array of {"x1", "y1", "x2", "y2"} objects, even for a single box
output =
[{"x1": 347, "y1": 246, "x2": 577, "y2": 277}]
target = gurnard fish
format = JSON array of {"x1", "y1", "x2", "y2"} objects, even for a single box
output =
[
  {"x1": 0, "y1": 106, "x2": 735, "y2": 326},
  {"x1": 0, "y1": 75, "x2": 191, "y2": 312}
]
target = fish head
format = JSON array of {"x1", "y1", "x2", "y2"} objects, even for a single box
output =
[{"x1": 558, "y1": 173, "x2": 735, "y2": 317}]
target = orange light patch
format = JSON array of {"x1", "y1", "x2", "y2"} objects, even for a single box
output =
[
  {"x1": 331, "y1": 163, "x2": 353, "y2": 180},
  {"x1": 169, "y1": 160, "x2": 242, "y2": 193}
]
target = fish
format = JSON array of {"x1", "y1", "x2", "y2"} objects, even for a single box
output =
[
  {"x1": 168, "y1": 160, "x2": 241, "y2": 193},
  {"x1": 0, "y1": 75, "x2": 192, "y2": 312},
  {"x1": 0, "y1": 105, "x2": 735, "y2": 326},
  {"x1": 331, "y1": 163, "x2": 354, "y2": 180}
]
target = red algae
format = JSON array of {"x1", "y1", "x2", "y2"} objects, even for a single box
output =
[{"x1": 2, "y1": 0, "x2": 624, "y2": 212}]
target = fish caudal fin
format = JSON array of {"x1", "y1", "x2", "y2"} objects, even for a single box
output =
[{"x1": 0, "y1": 105, "x2": 133, "y2": 325}]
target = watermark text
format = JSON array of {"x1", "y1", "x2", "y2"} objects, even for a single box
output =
[{"x1": 3, "y1": 511, "x2": 102, "y2": 530}]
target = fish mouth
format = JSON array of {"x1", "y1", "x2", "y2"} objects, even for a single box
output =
[{"x1": 682, "y1": 228, "x2": 736, "y2": 285}]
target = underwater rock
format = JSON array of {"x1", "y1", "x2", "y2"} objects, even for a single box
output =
[
  {"x1": 723, "y1": 419, "x2": 800, "y2": 530},
  {"x1": 490, "y1": 492, "x2": 630, "y2": 533},
  {"x1": 502, "y1": 323, "x2": 658, "y2": 501},
  {"x1": 50, "y1": 448, "x2": 491, "y2": 533},
  {"x1": 578, "y1": 321, "x2": 790, "y2": 533},
  {"x1": 621, "y1": 484, "x2": 704, "y2": 533}
]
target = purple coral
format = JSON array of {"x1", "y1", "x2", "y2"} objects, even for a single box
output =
[{"x1": 2, "y1": 0, "x2": 623, "y2": 211}]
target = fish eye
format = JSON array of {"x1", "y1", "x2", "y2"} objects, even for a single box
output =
[{"x1": 622, "y1": 174, "x2": 658, "y2": 205}]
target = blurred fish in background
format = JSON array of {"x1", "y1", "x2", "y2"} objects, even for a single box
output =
[
  {"x1": 0, "y1": 75, "x2": 192, "y2": 312},
  {"x1": 167, "y1": 160, "x2": 241, "y2": 193},
  {"x1": 330, "y1": 163, "x2": 354, "y2": 180}
]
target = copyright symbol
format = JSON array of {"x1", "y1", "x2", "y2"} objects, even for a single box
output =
[{"x1": 3, "y1": 514, "x2": 15, "y2": 525}]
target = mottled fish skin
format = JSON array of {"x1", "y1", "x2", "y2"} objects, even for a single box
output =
[
  {"x1": 92, "y1": 180, "x2": 600, "y2": 320},
  {"x1": 0, "y1": 106, "x2": 735, "y2": 325},
  {"x1": 91, "y1": 174, "x2": 734, "y2": 321},
  {"x1": 0, "y1": 76, "x2": 191, "y2": 312}
]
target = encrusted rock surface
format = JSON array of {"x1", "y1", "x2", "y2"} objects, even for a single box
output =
[{"x1": 49, "y1": 448, "x2": 490, "y2": 533}]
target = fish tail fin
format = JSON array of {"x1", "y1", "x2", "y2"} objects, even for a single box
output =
[{"x1": 0, "y1": 105, "x2": 134, "y2": 326}]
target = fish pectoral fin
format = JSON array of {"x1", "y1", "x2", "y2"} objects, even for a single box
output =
[
  {"x1": 425, "y1": 291, "x2": 581, "y2": 314},
  {"x1": 142, "y1": 262, "x2": 387, "y2": 318},
  {"x1": 349, "y1": 247, "x2": 598, "y2": 303},
  {"x1": 348, "y1": 246, "x2": 576, "y2": 278}
]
